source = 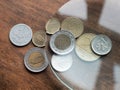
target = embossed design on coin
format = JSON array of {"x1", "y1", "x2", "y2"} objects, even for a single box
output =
[
  {"x1": 45, "y1": 18, "x2": 60, "y2": 34},
  {"x1": 32, "y1": 30, "x2": 47, "y2": 47},
  {"x1": 24, "y1": 47, "x2": 48, "y2": 72},
  {"x1": 91, "y1": 34, "x2": 112, "y2": 55},
  {"x1": 61, "y1": 17, "x2": 84, "y2": 38},
  {"x1": 75, "y1": 33, "x2": 100, "y2": 61},
  {"x1": 9, "y1": 24, "x2": 32, "y2": 46},
  {"x1": 50, "y1": 30, "x2": 75, "y2": 55}
]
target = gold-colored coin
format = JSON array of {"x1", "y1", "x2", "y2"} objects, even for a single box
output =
[
  {"x1": 45, "y1": 18, "x2": 60, "y2": 34},
  {"x1": 61, "y1": 17, "x2": 84, "y2": 38},
  {"x1": 32, "y1": 30, "x2": 46, "y2": 47},
  {"x1": 28, "y1": 52, "x2": 45, "y2": 68},
  {"x1": 75, "y1": 33, "x2": 100, "y2": 61}
]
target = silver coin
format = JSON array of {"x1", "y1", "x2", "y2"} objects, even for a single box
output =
[
  {"x1": 24, "y1": 47, "x2": 48, "y2": 73},
  {"x1": 91, "y1": 34, "x2": 112, "y2": 55},
  {"x1": 51, "y1": 54, "x2": 73, "y2": 72},
  {"x1": 9, "y1": 24, "x2": 32, "y2": 46},
  {"x1": 50, "y1": 30, "x2": 75, "y2": 55}
]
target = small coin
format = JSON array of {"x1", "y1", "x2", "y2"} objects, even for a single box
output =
[
  {"x1": 75, "y1": 33, "x2": 100, "y2": 61},
  {"x1": 51, "y1": 54, "x2": 73, "y2": 72},
  {"x1": 91, "y1": 34, "x2": 112, "y2": 55},
  {"x1": 50, "y1": 30, "x2": 75, "y2": 55},
  {"x1": 9, "y1": 23, "x2": 32, "y2": 46},
  {"x1": 45, "y1": 18, "x2": 60, "y2": 34},
  {"x1": 24, "y1": 47, "x2": 48, "y2": 72},
  {"x1": 61, "y1": 17, "x2": 84, "y2": 38},
  {"x1": 32, "y1": 30, "x2": 47, "y2": 47}
]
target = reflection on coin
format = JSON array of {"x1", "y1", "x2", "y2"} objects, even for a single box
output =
[
  {"x1": 45, "y1": 18, "x2": 60, "y2": 34},
  {"x1": 50, "y1": 30, "x2": 75, "y2": 55},
  {"x1": 51, "y1": 54, "x2": 73, "y2": 72},
  {"x1": 61, "y1": 17, "x2": 84, "y2": 38},
  {"x1": 75, "y1": 33, "x2": 100, "y2": 61},
  {"x1": 91, "y1": 34, "x2": 112, "y2": 55},
  {"x1": 32, "y1": 30, "x2": 47, "y2": 47},
  {"x1": 9, "y1": 23, "x2": 32, "y2": 46},
  {"x1": 24, "y1": 47, "x2": 48, "y2": 72}
]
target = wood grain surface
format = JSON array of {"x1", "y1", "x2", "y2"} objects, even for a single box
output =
[
  {"x1": 0, "y1": 0, "x2": 68, "y2": 90},
  {"x1": 0, "y1": 0, "x2": 120, "y2": 90}
]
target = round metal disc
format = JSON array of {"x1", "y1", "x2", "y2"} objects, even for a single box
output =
[
  {"x1": 75, "y1": 33, "x2": 100, "y2": 61},
  {"x1": 9, "y1": 23, "x2": 32, "y2": 46},
  {"x1": 91, "y1": 34, "x2": 112, "y2": 55},
  {"x1": 32, "y1": 30, "x2": 47, "y2": 47},
  {"x1": 45, "y1": 18, "x2": 60, "y2": 34},
  {"x1": 50, "y1": 30, "x2": 75, "y2": 55},
  {"x1": 51, "y1": 54, "x2": 73, "y2": 72},
  {"x1": 61, "y1": 17, "x2": 84, "y2": 38},
  {"x1": 24, "y1": 47, "x2": 48, "y2": 73}
]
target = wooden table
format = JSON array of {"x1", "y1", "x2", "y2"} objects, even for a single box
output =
[{"x1": 0, "y1": 0, "x2": 120, "y2": 90}]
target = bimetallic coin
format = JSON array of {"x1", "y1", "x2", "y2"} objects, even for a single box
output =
[
  {"x1": 24, "y1": 47, "x2": 48, "y2": 72},
  {"x1": 45, "y1": 18, "x2": 60, "y2": 34},
  {"x1": 50, "y1": 30, "x2": 75, "y2": 55},
  {"x1": 32, "y1": 30, "x2": 47, "y2": 47},
  {"x1": 9, "y1": 24, "x2": 32, "y2": 46},
  {"x1": 61, "y1": 17, "x2": 84, "y2": 38},
  {"x1": 91, "y1": 34, "x2": 112, "y2": 55},
  {"x1": 51, "y1": 54, "x2": 73, "y2": 72},
  {"x1": 75, "y1": 33, "x2": 100, "y2": 61}
]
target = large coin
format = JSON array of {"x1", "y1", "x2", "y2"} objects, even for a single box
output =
[
  {"x1": 32, "y1": 30, "x2": 47, "y2": 47},
  {"x1": 45, "y1": 18, "x2": 60, "y2": 34},
  {"x1": 61, "y1": 17, "x2": 84, "y2": 38},
  {"x1": 24, "y1": 47, "x2": 48, "y2": 72},
  {"x1": 50, "y1": 30, "x2": 75, "y2": 55},
  {"x1": 91, "y1": 34, "x2": 112, "y2": 55},
  {"x1": 51, "y1": 54, "x2": 73, "y2": 72},
  {"x1": 9, "y1": 24, "x2": 32, "y2": 46},
  {"x1": 75, "y1": 33, "x2": 100, "y2": 61}
]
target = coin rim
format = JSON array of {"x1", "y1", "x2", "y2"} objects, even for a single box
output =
[
  {"x1": 50, "y1": 30, "x2": 75, "y2": 55},
  {"x1": 9, "y1": 23, "x2": 32, "y2": 46},
  {"x1": 24, "y1": 47, "x2": 48, "y2": 72},
  {"x1": 91, "y1": 34, "x2": 112, "y2": 55}
]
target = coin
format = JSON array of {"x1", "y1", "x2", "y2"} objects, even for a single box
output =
[
  {"x1": 24, "y1": 47, "x2": 48, "y2": 72},
  {"x1": 32, "y1": 30, "x2": 47, "y2": 47},
  {"x1": 51, "y1": 54, "x2": 73, "y2": 72},
  {"x1": 45, "y1": 18, "x2": 60, "y2": 34},
  {"x1": 75, "y1": 33, "x2": 100, "y2": 61},
  {"x1": 9, "y1": 23, "x2": 32, "y2": 46},
  {"x1": 61, "y1": 17, "x2": 84, "y2": 38},
  {"x1": 91, "y1": 34, "x2": 112, "y2": 55},
  {"x1": 50, "y1": 30, "x2": 75, "y2": 55}
]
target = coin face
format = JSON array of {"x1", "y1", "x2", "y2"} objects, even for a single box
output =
[
  {"x1": 51, "y1": 54, "x2": 73, "y2": 72},
  {"x1": 50, "y1": 30, "x2": 75, "y2": 55},
  {"x1": 9, "y1": 24, "x2": 32, "y2": 46},
  {"x1": 24, "y1": 47, "x2": 48, "y2": 72},
  {"x1": 45, "y1": 18, "x2": 60, "y2": 34},
  {"x1": 91, "y1": 34, "x2": 112, "y2": 55},
  {"x1": 32, "y1": 30, "x2": 47, "y2": 47},
  {"x1": 75, "y1": 33, "x2": 100, "y2": 61},
  {"x1": 61, "y1": 17, "x2": 84, "y2": 38}
]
